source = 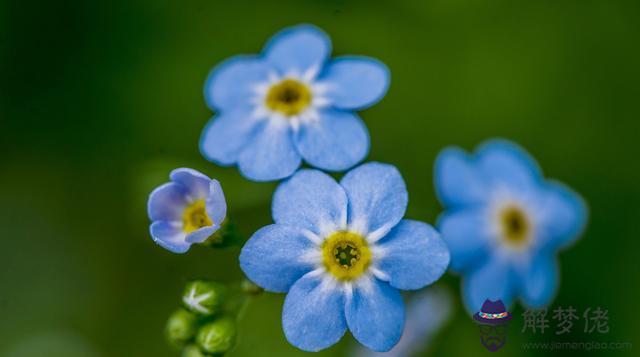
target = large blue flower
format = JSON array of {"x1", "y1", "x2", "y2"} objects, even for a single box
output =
[
  {"x1": 239, "y1": 162, "x2": 449, "y2": 352},
  {"x1": 434, "y1": 139, "x2": 588, "y2": 313},
  {"x1": 147, "y1": 168, "x2": 227, "y2": 253},
  {"x1": 200, "y1": 25, "x2": 390, "y2": 182}
]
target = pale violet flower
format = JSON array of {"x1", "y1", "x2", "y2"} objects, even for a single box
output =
[{"x1": 147, "y1": 168, "x2": 226, "y2": 253}]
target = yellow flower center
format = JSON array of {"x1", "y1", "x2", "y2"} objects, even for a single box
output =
[
  {"x1": 182, "y1": 199, "x2": 213, "y2": 233},
  {"x1": 265, "y1": 79, "x2": 312, "y2": 116},
  {"x1": 498, "y1": 205, "x2": 531, "y2": 248},
  {"x1": 322, "y1": 231, "x2": 372, "y2": 281}
]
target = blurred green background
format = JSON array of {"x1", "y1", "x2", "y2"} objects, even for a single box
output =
[{"x1": 2, "y1": 0, "x2": 639, "y2": 356}]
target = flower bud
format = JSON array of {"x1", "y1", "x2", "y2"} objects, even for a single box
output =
[
  {"x1": 181, "y1": 345, "x2": 206, "y2": 357},
  {"x1": 182, "y1": 280, "x2": 227, "y2": 316},
  {"x1": 166, "y1": 308, "x2": 198, "y2": 347},
  {"x1": 196, "y1": 317, "x2": 237, "y2": 354}
]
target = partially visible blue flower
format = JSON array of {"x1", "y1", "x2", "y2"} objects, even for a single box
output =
[
  {"x1": 352, "y1": 286, "x2": 453, "y2": 357},
  {"x1": 147, "y1": 168, "x2": 226, "y2": 253},
  {"x1": 239, "y1": 162, "x2": 450, "y2": 352},
  {"x1": 434, "y1": 139, "x2": 588, "y2": 313},
  {"x1": 200, "y1": 25, "x2": 390, "y2": 182}
]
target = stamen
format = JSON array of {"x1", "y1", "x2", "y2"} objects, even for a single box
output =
[{"x1": 333, "y1": 242, "x2": 361, "y2": 268}]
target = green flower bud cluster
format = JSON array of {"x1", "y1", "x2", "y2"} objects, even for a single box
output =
[{"x1": 166, "y1": 280, "x2": 238, "y2": 356}]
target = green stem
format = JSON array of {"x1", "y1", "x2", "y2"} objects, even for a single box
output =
[{"x1": 222, "y1": 279, "x2": 262, "y2": 319}]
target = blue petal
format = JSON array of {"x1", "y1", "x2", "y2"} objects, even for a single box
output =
[
  {"x1": 170, "y1": 168, "x2": 210, "y2": 200},
  {"x1": 185, "y1": 226, "x2": 218, "y2": 244},
  {"x1": 150, "y1": 221, "x2": 189, "y2": 253},
  {"x1": 376, "y1": 220, "x2": 449, "y2": 290},
  {"x1": 534, "y1": 181, "x2": 588, "y2": 250},
  {"x1": 200, "y1": 108, "x2": 262, "y2": 166},
  {"x1": 476, "y1": 139, "x2": 542, "y2": 192},
  {"x1": 462, "y1": 258, "x2": 515, "y2": 313},
  {"x1": 205, "y1": 179, "x2": 227, "y2": 226},
  {"x1": 239, "y1": 224, "x2": 316, "y2": 293},
  {"x1": 320, "y1": 56, "x2": 390, "y2": 110},
  {"x1": 515, "y1": 254, "x2": 559, "y2": 308},
  {"x1": 340, "y1": 162, "x2": 408, "y2": 236},
  {"x1": 238, "y1": 120, "x2": 302, "y2": 181},
  {"x1": 264, "y1": 24, "x2": 331, "y2": 74},
  {"x1": 295, "y1": 109, "x2": 369, "y2": 172},
  {"x1": 147, "y1": 182, "x2": 188, "y2": 221},
  {"x1": 346, "y1": 278, "x2": 404, "y2": 352},
  {"x1": 434, "y1": 147, "x2": 488, "y2": 208},
  {"x1": 272, "y1": 169, "x2": 347, "y2": 235},
  {"x1": 437, "y1": 208, "x2": 490, "y2": 273},
  {"x1": 204, "y1": 55, "x2": 271, "y2": 111},
  {"x1": 282, "y1": 272, "x2": 347, "y2": 352}
]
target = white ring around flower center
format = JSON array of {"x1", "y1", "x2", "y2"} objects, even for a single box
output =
[{"x1": 251, "y1": 66, "x2": 331, "y2": 130}]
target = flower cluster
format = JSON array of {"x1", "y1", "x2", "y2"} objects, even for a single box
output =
[
  {"x1": 146, "y1": 24, "x2": 588, "y2": 355},
  {"x1": 165, "y1": 280, "x2": 237, "y2": 356}
]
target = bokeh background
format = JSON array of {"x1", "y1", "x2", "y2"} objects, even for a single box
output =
[{"x1": 2, "y1": 0, "x2": 639, "y2": 356}]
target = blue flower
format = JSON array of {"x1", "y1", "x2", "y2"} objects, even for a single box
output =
[
  {"x1": 200, "y1": 25, "x2": 390, "y2": 182},
  {"x1": 239, "y1": 162, "x2": 450, "y2": 352},
  {"x1": 147, "y1": 168, "x2": 227, "y2": 253},
  {"x1": 434, "y1": 139, "x2": 588, "y2": 312}
]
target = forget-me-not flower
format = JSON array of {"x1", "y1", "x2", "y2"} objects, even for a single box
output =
[
  {"x1": 147, "y1": 168, "x2": 226, "y2": 253},
  {"x1": 239, "y1": 162, "x2": 450, "y2": 352},
  {"x1": 200, "y1": 25, "x2": 390, "y2": 181},
  {"x1": 434, "y1": 139, "x2": 588, "y2": 312}
]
